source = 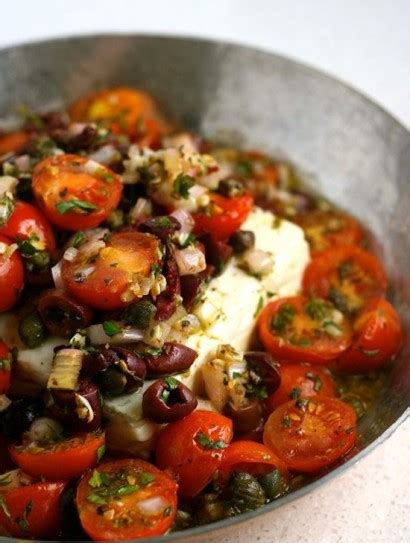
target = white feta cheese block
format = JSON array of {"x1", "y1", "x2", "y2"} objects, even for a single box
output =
[{"x1": 104, "y1": 207, "x2": 310, "y2": 454}]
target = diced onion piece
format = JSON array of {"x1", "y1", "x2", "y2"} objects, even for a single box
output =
[
  {"x1": 0, "y1": 176, "x2": 18, "y2": 196},
  {"x1": 63, "y1": 246, "x2": 79, "y2": 262},
  {"x1": 75, "y1": 394, "x2": 95, "y2": 423},
  {"x1": 79, "y1": 239, "x2": 106, "y2": 257},
  {"x1": 242, "y1": 248, "x2": 274, "y2": 276},
  {"x1": 83, "y1": 159, "x2": 101, "y2": 175},
  {"x1": 51, "y1": 261, "x2": 65, "y2": 289},
  {"x1": 201, "y1": 359, "x2": 228, "y2": 412},
  {"x1": 68, "y1": 123, "x2": 88, "y2": 136},
  {"x1": 136, "y1": 496, "x2": 170, "y2": 517},
  {"x1": 129, "y1": 197, "x2": 153, "y2": 224},
  {"x1": 89, "y1": 144, "x2": 120, "y2": 165},
  {"x1": 87, "y1": 324, "x2": 145, "y2": 345},
  {"x1": 47, "y1": 348, "x2": 83, "y2": 390},
  {"x1": 170, "y1": 209, "x2": 194, "y2": 234},
  {"x1": 175, "y1": 246, "x2": 206, "y2": 276},
  {"x1": 133, "y1": 420, "x2": 158, "y2": 442},
  {"x1": 28, "y1": 417, "x2": 63, "y2": 442}
]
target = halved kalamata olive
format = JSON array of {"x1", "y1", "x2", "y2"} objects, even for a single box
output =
[
  {"x1": 139, "y1": 216, "x2": 181, "y2": 241},
  {"x1": 142, "y1": 378, "x2": 197, "y2": 423},
  {"x1": 155, "y1": 245, "x2": 181, "y2": 321},
  {"x1": 244, "y1": 351, "x2": 281, "y2": 395},
  {"x1": 229, "y1": 230, "x2": 255, "y2": 254},
  {"x1": 144, "y1": 343, "x2": 197, "y2": 377},
  {"x1": 180, "y1": 265, "x2": 214, "y2": 308},
  {"x1": 37, "y1": 289, "x2": 94, "y2": 337},
  {"x1": 200, "y1": 233, "x2": 233, "y2": 275},
  {"x1": 107, "y1": 346, "x2": 146, "y2": 393},
  {"x1": 217, "y1": 177, "x2": 246, "y2": 198},
  {"x1": 224, "y1": 398, "x2": 262, "y2": 432},
  {"x1": 45, "y1": 380, "x2": 102, "y2": 432},
  {"x1": 0, "y1": 397, "x2": 44, "y2": 442},
  {"x1": 96, "y1": 367, "x2": 128, "y2": 396},
  {"x1": 50, "y1": 125, "x2": 97, "y2": 152}
]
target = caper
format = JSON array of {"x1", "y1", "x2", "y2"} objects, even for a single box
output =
[
  {"x1": 218, "y1": 177, "x2": 245, "y2": 198},
  {"x1": 226, "y1": 472, "x2": 266, "y2": 515},
  {"x1": 105, "y1": 209, "x2": 125, "y2": 231},
  {"x1": 259, "y1": 469, "x2": 288, "y2": 500},
  {"x1": 96, "y1": 367, "x2": 128, "y2": 396},
  {"x1": 121, "y1": 300, "x2": 156, "y2": 329},
  {"x1": 27, "y1": 250, "x2": 51, "y2": 271},
  {"x1": 229, "y1": 230, "x2": 255, "y2": 254},
  {"x1": 19, "y1": 310, "x2": 47, "y2": 348}
]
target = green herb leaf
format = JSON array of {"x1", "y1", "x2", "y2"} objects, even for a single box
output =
[
  {"x1": 271, "y1": 303, "x2": 295, "y2": 332},
  {"x1": 164, "y1": 376, "x2": 178, "y2": 390},
  {"x1": 115, "y1": 485, "x2": 139, "y2": 497},
  {"x1": 139, "y1": 472, "x2": 156, "y2": 486},
  {"x1": 16, "y1": 500, "x2": 33, "y2": 531},
  {"x1": 195, "y1": 432, "x2": 228, "y2": 450},
  {"x1": 55, "y1": 198, "x2": 99, "y2": 215},
  {"x1": 305, "y1": 371, "x2": 322, "y2": 392},
  {"x1": 96, "y1": 444, "x2": 106, "y2": 462},
  {"x1": 103, "y1": 321, "x2": 122, "y2": 337},
  {"x1": 173, "y1": 174, "x2": 195, "y2": 199},
  {"x1": 0, "y1": 357, "x2": 11, "y2": 371},
  {"x1": 254, "y1": 296, "x2": 264, "y2": 318},
  {"x1": 87, "y1": 493, "x2": 107, "y2": 505},
  {"x1": 290, "y1": 387, "x2": 301, "y2": 399},
  {"x1": 89, "y1": 470, "x2": 103, "y2": 488},
  {"x1": 72, "y1": 231, "x2": 86, "y2": 249}
]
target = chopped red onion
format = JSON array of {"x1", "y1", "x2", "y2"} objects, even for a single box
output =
[
  {"x1": 136, "y1": 496, "x2": 170, "y2": 517},
  {"x1": 89, "y1": 144, "x2": 120, "y2": 165},
  {"x1": 63, "y1": 247, "x2": 79, "y2": 262},
  {"x1": 129, "y1": 197, "x2": 153, "y2": 224},
  {"x1": 170, "y1": 209, "x2": 194, "y2": 234},
  {"x1": 87, "y1": 324, "x2": 145, "y2": 345},
  {"x1": 51, "y1": 261, "x2": 65, "y2": 289},
  {"x1": 175, "y1": 246, "x2": 206, "y2": 276}
]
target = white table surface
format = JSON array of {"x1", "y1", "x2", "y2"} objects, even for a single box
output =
[{"x1": 2, "y1": 2, "x2": 409, "y2": 542}]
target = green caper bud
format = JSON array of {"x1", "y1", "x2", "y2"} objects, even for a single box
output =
[
  {"x1": 218, "y1": 178, "x2": 245, "y2": 198},
  {"x1": 29, "y1": 250, "x2": 51, "y2": 271},
  {"x1": 226, "y1": 472, "x2": 266, "y2": 515},
  {"x1": 105, "y1": 209, "x2": 125, "y2": 231},
  {"x1": 259, "y1": 469, "x2": 288, "y2": 500},
  {"x1": 97, "y1": 367, "x2": 128, "y2": 396},
  {"x1": 19, "y1": 310, "x2": 47, "y2": 348},
  {"x1": 121, "y1": 300, "x2": 156, "y2": 329}
]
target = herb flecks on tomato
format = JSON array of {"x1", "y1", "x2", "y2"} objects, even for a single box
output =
[
  {"x1": 32, "y1": 154, "x2": 123, "y2": 231},
  {"x1": 258, "y1": 296, "x2": 352, "y2": 364}
]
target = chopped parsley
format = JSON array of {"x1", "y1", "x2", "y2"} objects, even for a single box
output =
[
  {"x1": 173, "y1": 174, "x2": 195, "y2": 199},
  {"x1": 102, "y1": 321, "x2": 122, "y2": 337},
  {"x1": 254, "y1": 296, "x2": 264, "y2": 318},
  {"x1": 16, "y1": 500, "x2": 33, "y2": 532},
  {"x1": 96, "y1": 444, "x2": 106, "y2": 462},
  {"x1": 86, "y1": 468, "x2": 156, "y2": 506},
  {"x1": 290, "y1": 387, "x2": 301, "y2": 399},
  {"x1": 271, "y1": 303, "x2": 295, "y2": 332},
  {"x1": 305, "y1": 371, "x2": 322, "y2": 392},
  {"x1": 305, "y1": 298, "x2": 328, "y2": 321},
  {"x1": 72, "y1": 231, "x2": 86, "y2": 248},
  {"x1": 55, "y1": 198, "x2": 99, "y2": 214},
  {"x1": 195, "y1": 432, "x2": 228, "y2": 450}
]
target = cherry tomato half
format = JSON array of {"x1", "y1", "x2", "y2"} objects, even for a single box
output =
[
  {"x1": 265, "y1": 363, "x2": 335, "y2": 414},
  {"x1": 69, "y1": 87, "x2": 171, "y2": 146},
  {"x1": 193, "y1": 193, "x2": 254, "y2": 241},
  {"x1": 296, "y1": 209, "x2": 364, "y2": 253},
  {"x1": 9, "y1": 432, "x2": 105, "y2": 481},
  {"x1": 303, "y1": 246, "x2": 388, "y2": 315},
  {"x1": 336, "y1": 298, "x2": 404, "y2": 374},
  {"x1": 0, "y1": 340, "x2": 12, "y2": 394},
  {"x1": 156, "y1": 410, "x2": 233, "y2": 498},
  {"x1": 258, "y1": 296, "x2": 352, "y2": 364},
  {"x1": 263, "y1": 397, "x2": 356, "y2": 472},
  {"x1": 218, "y1": 440, "x2": 287, "y2": 482},
  {"x1": 0, "y1": 201, "x2": 56, "y2": 251},
  {"x1": 62, "y1": 231, "x2": 160, "y2": 310},
  {"x1": 0, "y1": 482, "x2": 66, "y2": 538},
  {"x1": 0, "y1": 131, "x2": 30, "y2": 155},
  {"x1": 0, "y1": 234, "x2": 24, "y2": 312},
  {"x1": 76, "y1": 459, "x2": 178, "y2": 541},
  {"x1": 32, "y1": 154, "x2": 123, "y2": 231}
]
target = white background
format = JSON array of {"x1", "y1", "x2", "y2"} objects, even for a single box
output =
[
  {"x1": 2, "y1": 1, "x2": 409, "y2": 542},
  {"x1": 2, "y1": 0, "x2": 410, "y2": 126}
]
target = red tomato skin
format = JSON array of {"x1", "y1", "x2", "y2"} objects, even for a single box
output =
[
  {"x1": 336, "y1": 298, "x2": 404, "y2": 374},
  {"x1": 32, "y1": 154, "x2": 123, "y2": 231},
  {"x1": 9, "y1": 433, "x2": 105, "y2": 481},
  {"x1": 0, "y1": 201, "x2": 56, "y2": 251},
  {"x1": 302, "y1": 246, "x2": 388, "y2": 301},
  {"x1": 218, "y1": 441, "x2": 287, "y2": 482},
  {"x1": 0, "y1": 234, "x2": 24, "y2": 312},
  {"x1": 0, "y1": 482, "x2": 66, "y2": 538},
  {"x1": 0, "y1": 340, "x2": 11, "y2": 394},
  {"x1": 76, "y1": 459, "x2": 178, "y2": 541},
  {"x1": 193, "y1": 193, "x2": 254, "y2": 241},
  {"x1": 0, "y1": 131, "x2": 30, "y2": 155},
  {"x1": 156, "y1": 410, "x2": 233, "y2": 498},
  {"x1": 258, "y1": 296, "x2": 352, "y2": 365},
  {"x1": 263, "y1": 398, "x2": 356, "y2": 473},
  {"x1": 265, "y1": 363, "x2": 335, "y2": 414}
]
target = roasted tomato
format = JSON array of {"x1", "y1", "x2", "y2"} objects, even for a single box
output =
[
  {"x1": 218, "y1": 441, "x2": 287, "y2": 482},
  {"x1": 62, "y1": 231, "x2": 160, "y2": 310},
  {"x1": 265, "y1": 363, "x2": 335, "y2": 414},
  {"x1": 0, "y1": 201, "x2": 56, "y2": 251},
  {"x1": 156, "y1": 410, "x2": 233, "y2": 498},
  {"x1": 9, "y1": 432, "x2": 105, "y2": 481},
  {"x1": 296, "y1": 209, "x2": 364, "y2": 253},
  {"x1": 0, "y1": 131, "x2": 30, "y2": 155},
  {"x1": 0, "y1": 234, "x2": 24, "y2": 312},
  {"x1": 193, "y1": 193, "x2": 253, "y2": 241},
  {"x1": 263, "y1": 397, "x2": 356, "y2": 472},
  {"x1": 76, "y1": 459, "x2": 178, "y2": 541},
  {"x1": 0, "y1": 340, "x2": 12, "y2": 394},
  {"x1": 69, "y1": 87, "x2": 171, "y2": 146},
  {"x1": 336, "y1": 298, "x2": 404, "y2": 374},
  {"x1": 0, "y1": 481, "x2": 66, "y2": 538},
  {"x1": 258, "y1": 296, "x2": 352, "y2": 364},
  {"x1": 32, "y1": 154, "x2": 123, "y2": 231},
  {"x1": 303, "y1": 246, "x2": 388, "y2": 315}
]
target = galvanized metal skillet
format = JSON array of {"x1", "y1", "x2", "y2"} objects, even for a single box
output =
[{"x1": 0, "y1": 34, "x2": 408, "y2": 543}]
